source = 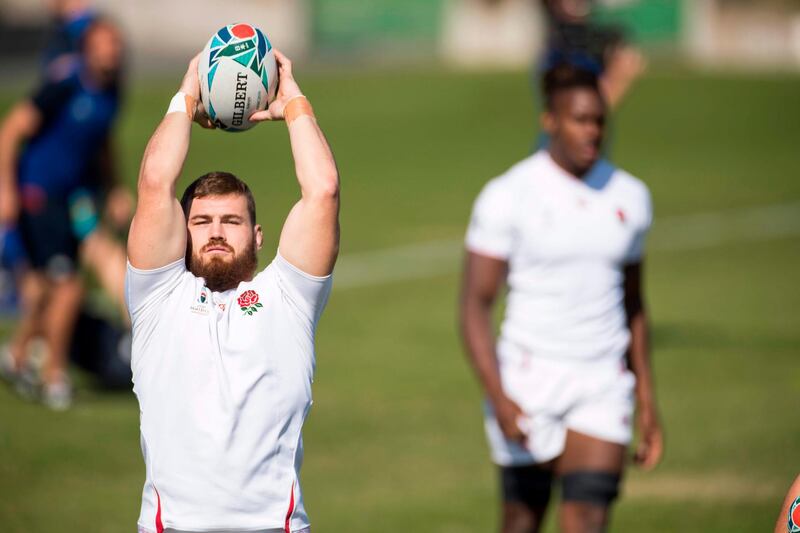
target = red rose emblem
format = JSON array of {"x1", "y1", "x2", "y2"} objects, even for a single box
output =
[
  {"x1": 238, "y1": 290, "x2": 259, "y2": 308},
  {"x1": 237, "y1": 290, "x2": 262, "y2": 315}
]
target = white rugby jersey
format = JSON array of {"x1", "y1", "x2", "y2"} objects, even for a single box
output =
[
  {"x1": 126, "y1": 253, "x2": 332, "y2": 533},
  {"x1": 466, "y1": 150, "x2": 652, "y2": 362}
]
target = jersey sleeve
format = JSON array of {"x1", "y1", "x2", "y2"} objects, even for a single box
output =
[
  {"x1": 624, "y1": 185, "x2": 653, "y2": 263},
  {"x1": 125, "y1": 258, "x2": 187, "y2": 320},
  {"x1": 272, "y1": 253, "x2": 333, "y2": 323},
  {"x1": 465, "y1": 177, "x2": 516, "y2": 260}
]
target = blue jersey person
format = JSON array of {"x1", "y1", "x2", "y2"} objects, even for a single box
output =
[{"x1": 0, "y1": 18, "x2": 125, "y2": 409}]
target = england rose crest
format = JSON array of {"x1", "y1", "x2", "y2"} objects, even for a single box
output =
[{"x1": 237, "y1": 290, "x2": 262, "y2": 315}]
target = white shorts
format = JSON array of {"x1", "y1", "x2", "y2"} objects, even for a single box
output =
[{"x1": 484, "y1": 340, "x2": 636, "y2": 467}]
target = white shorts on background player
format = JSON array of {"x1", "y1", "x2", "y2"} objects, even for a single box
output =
[
  {"x1": 126, "y1": 253, "x2": 332, "y2": 533},
  {"x1": 465, "y1": 150, "x2": 652, "y2": 466}
]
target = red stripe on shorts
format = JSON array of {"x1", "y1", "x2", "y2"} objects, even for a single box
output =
[
  {"x1": 154, "y1": 487, "x2": 164, "y2": 533},
  {"x1": 284, "y1": 481, "x2": 296, "y2": 533}
]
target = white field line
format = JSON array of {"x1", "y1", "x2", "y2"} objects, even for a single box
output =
[
  {"x1": 334, "y1": 201, "x2": 800, "y2": 290},
  {"x1": 624, "y1": 473, "x2": 782, "y2": 503}
]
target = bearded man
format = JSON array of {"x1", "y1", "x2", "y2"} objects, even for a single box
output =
[{"x1": 127, "y1": 50, "x2": 339, "y2": 533}]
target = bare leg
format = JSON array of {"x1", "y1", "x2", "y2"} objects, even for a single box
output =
[
  {"x1": 80, "y1": 229, "x2": 128, "y2": 325},
  {"x1": 502, "y1": 501, "x2": 548, "y2": 533},
  {"x1": 8, "y1": 270, "x2": 48, "y2": 370},
  {"x1": 500, "y1": 460, "x2": 555, "y2": 533},
  {"x1": 556, "y1": 430, "x2": 625, "y2": 533},
  {"x1": 41, "y1": 275, "x2": 83, "y2": 386}
]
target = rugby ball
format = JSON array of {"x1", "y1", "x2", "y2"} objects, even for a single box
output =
[{"x1": 198, "y1": 23, "x2": 278, "y2": 132}]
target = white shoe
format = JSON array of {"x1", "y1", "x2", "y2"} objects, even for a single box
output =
[
  {"x1": 1, "y1": 344, "x2": 41, "y2": 400},
  {"x1": 42, "y1": 379, "x2": 73, "y2": 411}
]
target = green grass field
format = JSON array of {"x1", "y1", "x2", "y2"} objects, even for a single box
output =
[{"x1": 1, "y1": 65, "x2": 799, "y2": 532}]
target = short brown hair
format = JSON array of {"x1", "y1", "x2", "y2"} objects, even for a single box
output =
[{"x1": 181, "y1": 171, "x2": 256, "y2": 225}]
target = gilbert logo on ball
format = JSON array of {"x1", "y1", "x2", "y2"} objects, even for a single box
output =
[
  {"x1": 198, "y1": 23, "x2": 277, "y2": 131},
  {"x1": 789, "y1": 496, "x2": 800, "y2": 533}
]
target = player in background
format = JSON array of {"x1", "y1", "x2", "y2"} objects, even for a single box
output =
[
  {"x1": 0, "y1": 0, "x2": 98, "y2": 312},
  {"x1": 533, "y1": 0, "x2": 645, "y2": 152},
  {"x1": 39, "y1": 0, "x2": 133, "y2": 318},
  {"x1": 129, "y1": 50, "x2": 338, "y2": 533},
  {"x1": 0, "y1": 18, "x2": 125, "y2": 409},
  {"x1": 775, "y1": 474, "x2": 800, "y2": 533},
  {"x1": 539, "y1": 0, "x2": 646, "y2": 109},
  {"x1": 42, "y1": 0, "x2": 97, "y2": 77},
  {"x1": 460, "y1": 65, "x2": 662, "y2": 533}
]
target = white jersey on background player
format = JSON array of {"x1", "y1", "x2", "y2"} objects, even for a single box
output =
[
  {"x1": 129, "y1": 50, "x2": 339, "y2": 533},
  {"x1": 460, "y1": 64, "x2": 662, "y2": 533},
  {"x1": 466, "y1": 150, "x2": 651, "y2": 464}
]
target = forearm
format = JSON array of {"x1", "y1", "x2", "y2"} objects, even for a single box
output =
[
  {"x1": 601, "y1": 46, "x2": 646, "y2": 109},
  {"x1": 1, "y1": 102, "x2": 40, "y2": 192},
  {"x1": 627, "y1": 308, "x2": 656, "y2": 409},
  {"x1": 0, "y1": 121, "x2": 21, "y2": 190},
  {"x1": 286, "y1": 112, "x2": 339, "y2": 199},
  {"x1": 461, "y1": 299, "x2": 506, "y2": 403},
  {"x1": 137, "y1": 112, "x2": 191, "y2": 194}
]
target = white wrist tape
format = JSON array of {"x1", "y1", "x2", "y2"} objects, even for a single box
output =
[{"x1": 166, "y1": 92, "x2": 194, "y2": 118}]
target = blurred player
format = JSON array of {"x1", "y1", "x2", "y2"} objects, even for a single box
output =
[
  {"x1": 129, "y1": 51, "x2": 338, "y2": 533},
  {"x1": 40, "y1": 0, "x2": 133, "y2": 319},
  {"x1": 0, "y1": 18, "x2": 125, "y2": 409},
  {"x1": 533, "y1": 0, "x2": 645, "y2": 153},
  {"x1": 539, "y1": 0, "x2": 645, "y2": 109},
  {"x1": 0, "y1": 0, "x2": 97, "y2": 311},
  {"x1": 460, "y1": 65, "x2": 662, "y2": 533},
  {"x1": 43, "y1": 0, "x2": 97, "y2": 77}
]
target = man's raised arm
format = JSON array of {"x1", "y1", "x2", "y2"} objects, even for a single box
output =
[
  {"x1": 251, "y1": 50, "x2": 339, "y2": 277},
  {"x1": 128, "y1": 55, "x2": 211, "y2": 270}
]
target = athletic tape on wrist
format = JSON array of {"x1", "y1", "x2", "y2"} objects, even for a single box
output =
[
  {"x1": 285, "y1": 95, "x2": 314, "y2": 125},
  {"x1": 166, "y1": 92, "x2": 195, "y2": 119}
]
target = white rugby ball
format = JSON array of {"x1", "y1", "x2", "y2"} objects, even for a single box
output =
[{"x1": 198, "y1": 23, "x2": 278, "y2": 132}]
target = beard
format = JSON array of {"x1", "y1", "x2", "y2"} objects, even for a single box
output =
[{"x1": 187, "y1": 236, "x2": 258, "y2": 292}]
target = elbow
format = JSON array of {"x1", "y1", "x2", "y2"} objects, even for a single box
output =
[
  {"x1": 137, "y1": 169, "x2": 171, "y2": 196},
  {"x1": 459, "y1": 295, "x2": 491, "y2": 326},
  {"x1": 624, "y1": 298, "x2": 645, "y2": 322},
  {"x1": 305, "y1": 172, "x2": 340, "y2": 201},
  {"x1": 137, "y1": 155, "x2": 173, "y2": 195},
  {"x1": 137, "y1": 172, "x2": 158, "y2": 193}
]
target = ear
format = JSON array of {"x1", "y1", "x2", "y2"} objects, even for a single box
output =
[
  {"x1": 541, "y1": 109, "x2": 556, "y2": 135},
  {"x1": 254, "y1": 224, "x2": 264, "y2": 250}
]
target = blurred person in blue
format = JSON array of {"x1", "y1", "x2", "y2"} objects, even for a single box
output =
[
  {"x1": 1, "y1": 1, "x2": 131, "y2": 312},
  {"x1": 0, "y1": 0, "x2": 98, "y2": 313},
  {"x1": 535, "y1": 0, "x2": 646, "y2": 149},
  {"x1": 0, "y1": 17, "x2": 126, "y2": 410},
  {"x1": 460, "y1": 64, "x2": 662, "y2": 533}
]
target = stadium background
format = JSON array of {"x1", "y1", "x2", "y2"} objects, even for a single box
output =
[{"x1": 0, "y1": 0, "x2": 799, "y2": 531}]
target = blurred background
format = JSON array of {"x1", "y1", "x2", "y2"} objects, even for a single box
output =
[{"x1": 0, "y1": 0, "x2": 798, "y2": 531}]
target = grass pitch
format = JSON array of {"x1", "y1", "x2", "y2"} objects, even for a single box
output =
[{"x1": 1, "y1": 65, "x2": 799, "y2": 532}]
